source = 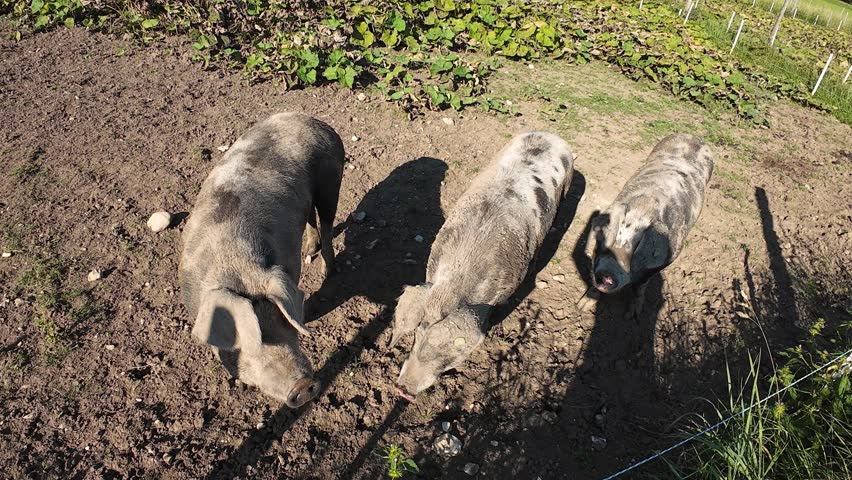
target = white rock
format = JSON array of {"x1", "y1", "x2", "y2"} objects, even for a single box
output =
[
  {"x1": 87, "y1": 270, "x2": 102, "y2": 282},
  {"x1": 536, "y1": 280, "x2": 548, "y2": 289},
  {"x1": 528, "y1": 64, "x2": 535, "y2": 69},
  {"x1": 463, "y1": 463, "x2": 479, "y2": 476},
  {"x1": 351, "y1": 135, "x2": 360, "y2": 142},
  {"x1": 1, "y1": 252, "x2": 11, "y2": 258},
  {"x1": 441, "y1": 421, "x2": 451, "y2": 432},
  {"x1": 591, "y1": 435, "x2": 607, "y2": 449},
  {"x1": 356, "y1": 92, "x2": 367, "y2": 101},
  {"x1": 304, "y1": 255, "x2": 313, "y2": 265},
  {"x1": 434, "y1": 433, "x2": 462, "y2": 457},
  {"x1": 217, "y1": 145, "x2": 229, "y2": 152},
  {"x1": 414, "y1": 235, "x2": 424, "y2": 243},
  {"x1": 14, "y1": 298, "x2": 25, "y2": 307},
  {"x1": 551, "y1": 274, "x2": 565, "y2": 283},
  {"x1": 147, "y1": 211, "x2": 172, "y2": 233},
  {"x1": 104, "y1": 344, "x2": 115, "y2": 351},
  {"x1": 441, "y1": 117, "x2": 454, "y2": 126}
]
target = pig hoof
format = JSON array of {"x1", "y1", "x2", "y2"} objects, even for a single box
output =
[{"x1": 578, "y1": 296, "x2": 597, "y2": 313}]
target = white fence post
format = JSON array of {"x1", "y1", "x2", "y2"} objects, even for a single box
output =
[
  {"x1": 769, "y1": 0, "x2": 791, "y2": 46},
  {"x1": 752, "y1": 0, "x2": 756, "y2": 6},
  {"x1": 727, "y1": 11, "x2": 737, "y2": 32},
  {"x1": 731, "y1": 19, "x2": 745, "y2": 54},
  {"x1": 812, "y1": 52, "x2": 835, "y2": 96},
  {"x1": 844, "y1": 64, "x2": 852, "y2": 84},
  {"x1": 684, "y1": 0, "x2": 697, "y2": 23},
  {"x1": 769, "y1": 1, "x2": 775, "y2": 13},
  {"x1": 814, "y1": 15, "x2": 819, "y2": 26},
  {"x1": 639, "y1": 0, "x2": 644, "y2": 10}
]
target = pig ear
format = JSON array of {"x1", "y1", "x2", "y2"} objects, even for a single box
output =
[
  {"x1": 390, "y1": 284, "x2": 430, "y2": 348},
  {"x1": 192, "y1": 289, "x2": 262, "y2": 353},
  {"x1": 632, "y1": 226, "x2": 672, "y2": 273},
  {"x1": 267, "y1": 272, "x2": 310, "y2": 336}
]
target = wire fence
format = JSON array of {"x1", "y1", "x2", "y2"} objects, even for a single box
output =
[{"x1": 599, "y1": 346, "x2": 852, "y2": 480}]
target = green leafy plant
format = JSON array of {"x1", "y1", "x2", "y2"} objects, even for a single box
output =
[{"x1": 379, "y1": 444, "x2": 419, "y2": 479}]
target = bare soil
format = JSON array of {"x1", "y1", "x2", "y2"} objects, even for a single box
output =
[{"x1": 1, "y1": 26, "x2": 850, "y2": 479}]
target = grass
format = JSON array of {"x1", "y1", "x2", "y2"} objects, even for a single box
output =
[{"x1": 15, "y1": 255, "x2": 103, "y2": 364}]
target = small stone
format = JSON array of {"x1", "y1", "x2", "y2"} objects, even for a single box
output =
[
  {"x1": 536, "y1": 280, "x2": 548, "y2": 289},
  {"x1": 528, "y1": 64, "x2": 535, "y2": 69},
  {"x1": 304, "y1": 255, "x2": 313, "y2": 265},
  {"x1": 590, "y1": 435, "x2": 607, "y2": 449},
  {"x1": 505, "y1": 100, "x2": 513, "y2": 106},
  {"x1": 490, "y1": 440, "x2": 499, "y2": 447},
  {"x1": 104, "y1": 344, "x2": 115, "y2": 351},
  {"x1": 217, "y1": 145, "x2": 229, "y2": 152},
  {"x1": 14, "y1": 298, "x2": 25, "y2": 307},
  {"x1": 414, "y1": 235, "x2": 424, "y2": 243},
  {"x1": 463, "y1": 463, "x2": 479, "y2": 476},
  {"x1": 351, "y1": 135, "x2": 360, "y2": 142},
  {"x1": 434, "y1": 433, "x2": 462, "y2": 457},
  {"x1": 357, "y1": 92, "x2": 367, "y2": 101},
  {"x1": 441, "y1": 421, "x2": 451, "y2": 432},
  {"x1": 551, "y1": 274, "x2": 565, "y2": 283},
  {"x1": 147, "y1": 211, "x2": 172, "y2": 232},
  {"x1": 441, "y1": 117, "x2": 454, "y2": 126},
  {"x1": 1, "y1": 252, "x2": 11, "y2": 258},
  {"x1": 352, "y1": 211, "x2": 367, "y2": 223},
  {"x1": 542, "y1": 411, "x2": 557, "y2": 423},
  {"x1": 256, "y1": 422, "x2": 264, "y2": 429},
  {"x1": 87, "y1": 270, "x2": 102, "y2": 282}
]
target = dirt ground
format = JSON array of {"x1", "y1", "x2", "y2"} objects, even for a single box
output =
[{"x1": 1, "y1": 25, "x2": 850, "y2": 480}]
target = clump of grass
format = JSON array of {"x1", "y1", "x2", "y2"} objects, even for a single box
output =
[
  {"x1": 378, "y1": 444, "x2": 419, "y2": 479},
  {"x1": 664, "y1": 321, "x2": 852, "y2": 479},
  {"x1": 11, "y1": 161, "x2": 41, "y2": 180},
  {"x1": 15, "y1": 255, "x2": 103, "y2": 364}
]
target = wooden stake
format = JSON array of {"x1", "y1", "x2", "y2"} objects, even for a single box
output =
[
  {"x1": 844, "y1": 64, "x2": 852, "y2": 84},
  {"x1": 731, "y1": 19, "x2": 745, "y2": 54},
  {"x1": 752, "y1": 0, "x2": 756, "y2": 6},
  {"x1": 769, "y1": 1, "x2": 775, "y2": 14},
  {"x1": 811, "y1": 52, "x2": 835, "y2": 96},
  {"x1": 814, "y1": 14, "x2": 819, "y2": 26},
  {"x1": 727, "y1": 11, "x2": 737, "y2": 32},
  {"x1": 639, "y1": 0, "x2": 644, "y2": 10}
]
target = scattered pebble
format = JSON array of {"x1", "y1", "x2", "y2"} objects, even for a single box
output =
[
  {"x1": 414, "y1": 235, "x2": 424, "y2": 243},
  {"x1": 87, "y1": 270, "x2": 102, "y2": 282},
  {"x1": 356, "y1": 92, "x2": 367, "y2": 101},
  {"x1": 434, "y1": 433, "x2": 462, "y2": 457},
  {"x1": 490, "y1": 440, "x2": 499, "y2": 447},
  {"x1": 463, "y1": 463, "x2": 479, "y2": 476},
  {"x1": 590, "y1": 435, "x2": 607, "y2": 449},
  {"x1": 441, "y1": 117, "x2": 454, "y2": 126},
  {"x1": 147, "y1": 211, "x2": 172, "y2": 232},
  {"x1": 535, "y1": 280, "x2": 548, "y2": 289},
  {"x1": 351, "y1": 135, "x2": 360, "y2": 142},
  {"x1": 551, "y1": 274, "x2": 565, "y2": 283},
  {"x1": 217, "y1": 145, "x2": 229, "y2": 152},
  {"x1": 1, "y1": 252, "x2": 11, "y2": 258},
  {"x1": 104, "y1": 344, "x2": 115, "y2": 351},
  {"x1": 352, "y1": 211, "x2": 367, "y2": 223},
  {"x1": 441, "y1": 421, "x2": 451, "y2": 433},
  {"x1": 14, "y1": 298, "x2": 25, "y2": 307},
  {"x1": 528, "y1": 64, "x2": 535, "y2": 69},
  {"x1": 256, "y1": 422, "x2": 264, "y2": 429},
  {"x1": 505, "y1": 100, "x2": 513, "y2": 106},
  {"x1": 304, "y1": 255, "x2": 313, "y2": 265}
]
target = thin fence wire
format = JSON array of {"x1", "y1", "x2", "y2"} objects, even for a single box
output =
[{"x1": 599, "y1": 346, "x2": 852, "y2": 480}]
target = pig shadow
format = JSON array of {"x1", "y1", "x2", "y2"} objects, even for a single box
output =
[
  {"x1": 305, "y1": 157, "x2": 449, "y2": 320},
  {"x1": 204, "y1": 157, "x2": 447, "y2": 479}
]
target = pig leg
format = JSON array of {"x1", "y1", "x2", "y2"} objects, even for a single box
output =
[
  {"x1": 577, "y1": 287, "x2": 600, "y2": 313},
  {"x1": 314, "y1": 184, "x2": 341, "y2": 279},
  {"x1": 627, "y1": 281, "x2": 648, "y2": 323},
  {"x1": 304, "y1": 205, "x2": 321, "y2": 260}
]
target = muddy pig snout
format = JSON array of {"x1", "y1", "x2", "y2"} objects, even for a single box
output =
[
  {"x1": 594, "y1": 271, "x2": 618, "y2": 291},
  {"x1": 285, "y1": 377, "x2": 320, "y2": 408}
]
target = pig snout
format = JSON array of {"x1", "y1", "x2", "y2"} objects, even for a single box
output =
[
  {"x1": 285, "y1": 377, "x2": 320, "y2": 408},
  {"x1": 394, "y1": 385, "x2": 417, "y2": 402},
  {"x1": 594, "y1": 271, "x2": 618, "y2": 292}
]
